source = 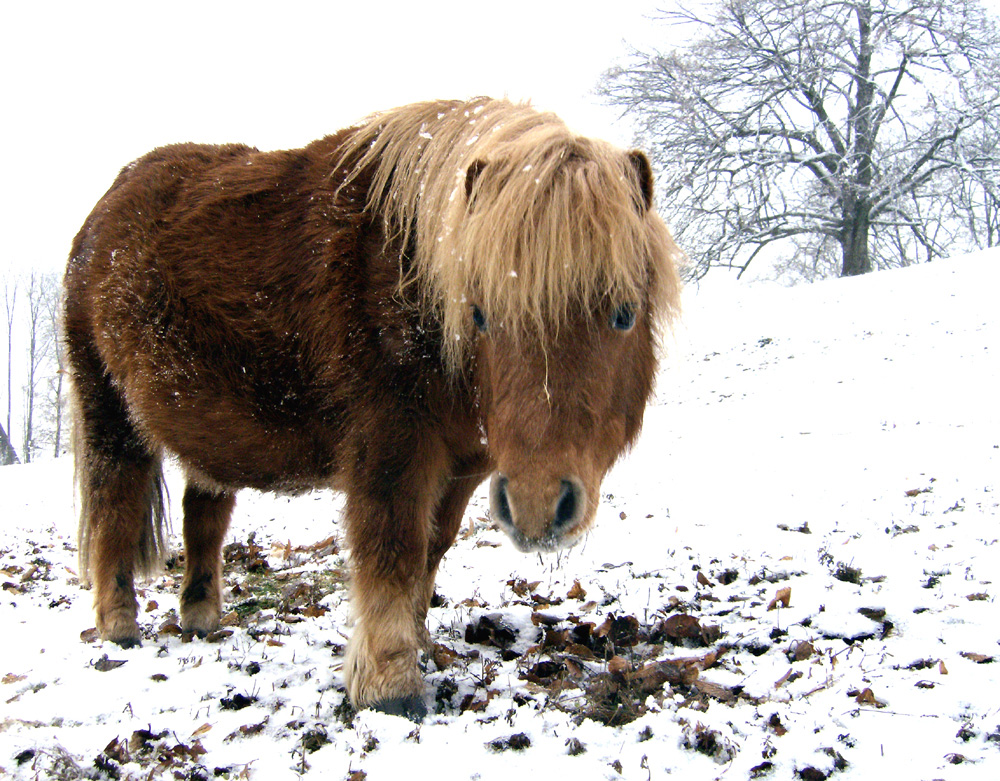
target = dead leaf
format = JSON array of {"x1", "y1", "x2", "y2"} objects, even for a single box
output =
[
  {"x1": 530, "y1": 612, "x2": 560, "y2": 627},
  {"x1": 696, "y1": 571, "x2": 711, "y2": 588},
  {"x1": 432, "y1": 644, "x2": 459, "y2": 670},
  {"x1": 80, "y1": 628, "x2": 99, "y2": 644},
  {"x1": 566, "y1": 580, "x2": 587, "y2": 600},
  {"x1": 191, "y1": 723, "x2": 213, "y2": 737},
  {"x1": 768, "y1": 713, "x2": 787, "y2": 736},
  {"x1": 960, "y1": 652, "x2": 994, "y2": 664},
  {"x1": 565, "y1": 643, "x2": 597, "y2": 661},
  {"x1": 692, "y1": 678, "x2": 737, "y2": 702},
  {"x1": 768, "y1": 587, "x2": 792, "y2": 611},
  {"x1": 145, "y1": 600, "x2": 158, "y2": 613},
  {"x1": 2, "y1": 673, "x2": 27, "y2": 684},
  {"x1": 939, "y1": 660, "x2": 949, "y2": 675},
  {"x1": 607, "y1": 656, "x2": 630, "y2": 674},
  {"x1": 661, "y1": 614, "x2": 703, "y2": 642},
  {"x1": 93, "y1": 655, "x2": 127, "y2": 672},
  {"x1": 220, "y1": 611, "x2": 241, "y2": 627},
  {"x1": 854, "y1": 688, "x2": 886, "y2": 708},
  {"x1": 791, "y1": 641, "x2": 815, "y2": 661}
]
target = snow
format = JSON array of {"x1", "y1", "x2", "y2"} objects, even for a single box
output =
[{"x1": 2, "y1": 252, "x2": 999, "y2": 780}]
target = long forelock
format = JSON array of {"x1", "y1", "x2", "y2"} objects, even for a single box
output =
[{"x1": 336, "y1": 98, "x2": 681, "y2": 371}]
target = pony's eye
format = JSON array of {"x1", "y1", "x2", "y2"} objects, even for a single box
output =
[
  {"x1": 610, "y1": 303, "x2": 636, "y2": 332},
  {"x1": 472, "y1": 305, "x2": 488, "y2": 332}
]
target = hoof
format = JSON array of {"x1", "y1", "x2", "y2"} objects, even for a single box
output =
[{"x1": 371, "y1": 695, "x2": 427, "y2": 722}]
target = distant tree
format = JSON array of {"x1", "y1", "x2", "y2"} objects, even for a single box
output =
[
  {"x1": 601, "y1": 0, "x2": 1000, "y2": 280},
  {"x1": 0, "y1": 421, "x2": 18, "y2": 465},
  {"x1": 43, "y1": 276, "x2": 66, "y2": 458},
  {"x1": 18, "y1": 272, "x2": 64, "y2": 463},
  {"x1": 3, "y1": 274, "x2": 16, "y2": 443},
  {"x1": 21, "y1": 272, "x2": 46, "y2": 462}
]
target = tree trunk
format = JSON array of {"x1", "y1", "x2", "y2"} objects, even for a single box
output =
[
  {"x1": 53, "y1": 368, "x2": 63, "y2": 458},
  {"x1": 0, "y1": 421, "x2": 19, "y2": 465},
  {"x1": 841, "y1": 200, "x2": 873, "y2": 276}
]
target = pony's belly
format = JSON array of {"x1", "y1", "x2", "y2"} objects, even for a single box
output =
[{"x1": 139, "y1": 395, "x2": 344, "y2": 494}]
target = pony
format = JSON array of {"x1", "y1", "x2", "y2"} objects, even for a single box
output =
[{"x1": 63, "y1": 97, "x2": 681, "y2": 720}]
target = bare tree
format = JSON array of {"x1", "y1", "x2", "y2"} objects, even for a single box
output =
[
  {"x1": 43, "y1": 277, "x2": 66, "y2": 457},
  {"x1": 19, "y1": 272, "x2": 64, "y2": 463},
  {"x1": 0, "y1": 421, "x2": 18, "y2": 465},
  {"x1": 22, "y1": 272, "x2": 44, "y2": 462},
  {"x1": 601, "y1": 0, "x2": 1000, "y2": 280},
  {"x1": 3, "y1": 274, "x2": 16, "y2": 445}
]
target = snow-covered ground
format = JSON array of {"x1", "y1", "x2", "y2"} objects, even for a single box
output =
[{"x1": 2, "y1": 252, "x2": 998, "y2": 780}]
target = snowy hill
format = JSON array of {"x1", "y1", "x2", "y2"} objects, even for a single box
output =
[{"x1": 2, "y1": 253, "x2": 998, "y2": 780}]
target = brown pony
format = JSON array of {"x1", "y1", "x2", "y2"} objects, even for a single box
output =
[{"x1": 64, "y1": 97, "x2": 681, "y2": 720}]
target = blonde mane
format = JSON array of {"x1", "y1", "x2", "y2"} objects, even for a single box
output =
[{"x1": 336, "y1": 97, "x2": 681, "y2": 370}]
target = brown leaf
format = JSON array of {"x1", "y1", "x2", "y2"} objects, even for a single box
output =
[
  {"x1": 855, "y1": 687, "x2": 886, "y2": 707},
  {"x1": 939, "y1": 660, "x2": 949, "y2": 675},
  {"x1": 692, "y1": 678, "x2": 737, "y2": 702},
  {"x1": 2, "y1": 672, "x2": 27, "y2": 684},
  {"x1": 768, "y1": 713, "x2": 787, "y2": 736},
  {"x1": 792, "y1": 641, "x2": 815, "y2": 661},
  {"x1": 432, "y1": 644, "x2": 459, "y2": 670},
  {"x1": 627, "y1": 658, "x2": 700, "y2": 688},
  {"x1": 607, "y1": 656, "x2": 630, "y2": 674},
  {"x1": 566, "y1": 580, "x2": 587, "y2": 600},
  {"x1": 966, "y1": 593, "x2": 989, "y2": 601},
  {"x1": 564, "y1": 643, "x2": 597, "y2": 661},
  {"x1": 768, "y1": 587, "x2": 792, "y2": 611},
  {"x1": 696, "y1": 571, "x2": 712, "y2": 588},
  {"x1": 662, "y1": 614, "x2": 703, "y2": 642},
  {"x1": 80, "y1": 627, "x2": 100, "y2": 644},
  {"x1": 960, "y1": 652, "x2": 994, "y2": 664},
  {"x1": 93, "y1": 655, "x2": 127, "y2": 672},
  {"x1": 301, "y1": 605, "x2": 328, "y2": 618},
  {"x1": 145, "y1": 600, "x2": 159, "y2": 613}
]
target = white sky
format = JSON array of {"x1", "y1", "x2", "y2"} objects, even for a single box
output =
[{"x1": 0, "y1": 0, "x2": 666, "y2": 278}]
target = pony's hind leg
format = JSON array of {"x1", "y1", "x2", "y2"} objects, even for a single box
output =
[
  {"x1": 179, "y1": 485, "x2": 235, "y2": 637},
  {"x1": 74, "y1": 387, "x2": 166, "y2": 646},
  {"x1": 80, "y1": 455, "x2": 165, "y2": 647}
]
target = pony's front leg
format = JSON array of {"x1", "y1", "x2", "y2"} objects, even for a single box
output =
[
  {"x1": 343, "y1": 450, "x2": 443, "y2": 721},
  {"x1": 415, "y1": 451, "x2": 491, "y2": 647}
]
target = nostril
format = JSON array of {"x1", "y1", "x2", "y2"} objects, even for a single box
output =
[
  {"x1": 493, "y1": 475, "x2": 512, "y2": 526},
  {"x1": 553, "y1": 479, "x2": 580, "y2": 531}
]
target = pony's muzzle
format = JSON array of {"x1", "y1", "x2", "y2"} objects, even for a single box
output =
[{"x1": 489, "y1": 472, "x2": 586, "y2": 551}]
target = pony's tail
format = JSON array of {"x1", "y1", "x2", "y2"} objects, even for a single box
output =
[{"x1": 73, "y1": 407, "x2": 169, "y2": 589}]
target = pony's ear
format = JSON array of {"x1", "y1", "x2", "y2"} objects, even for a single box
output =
[
  {"x1": 626, "y1": 150, "x2": 655, "y2": 213},
  {"x1": 465, "y1": 159, "x2": 488, "y2": 203}
]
